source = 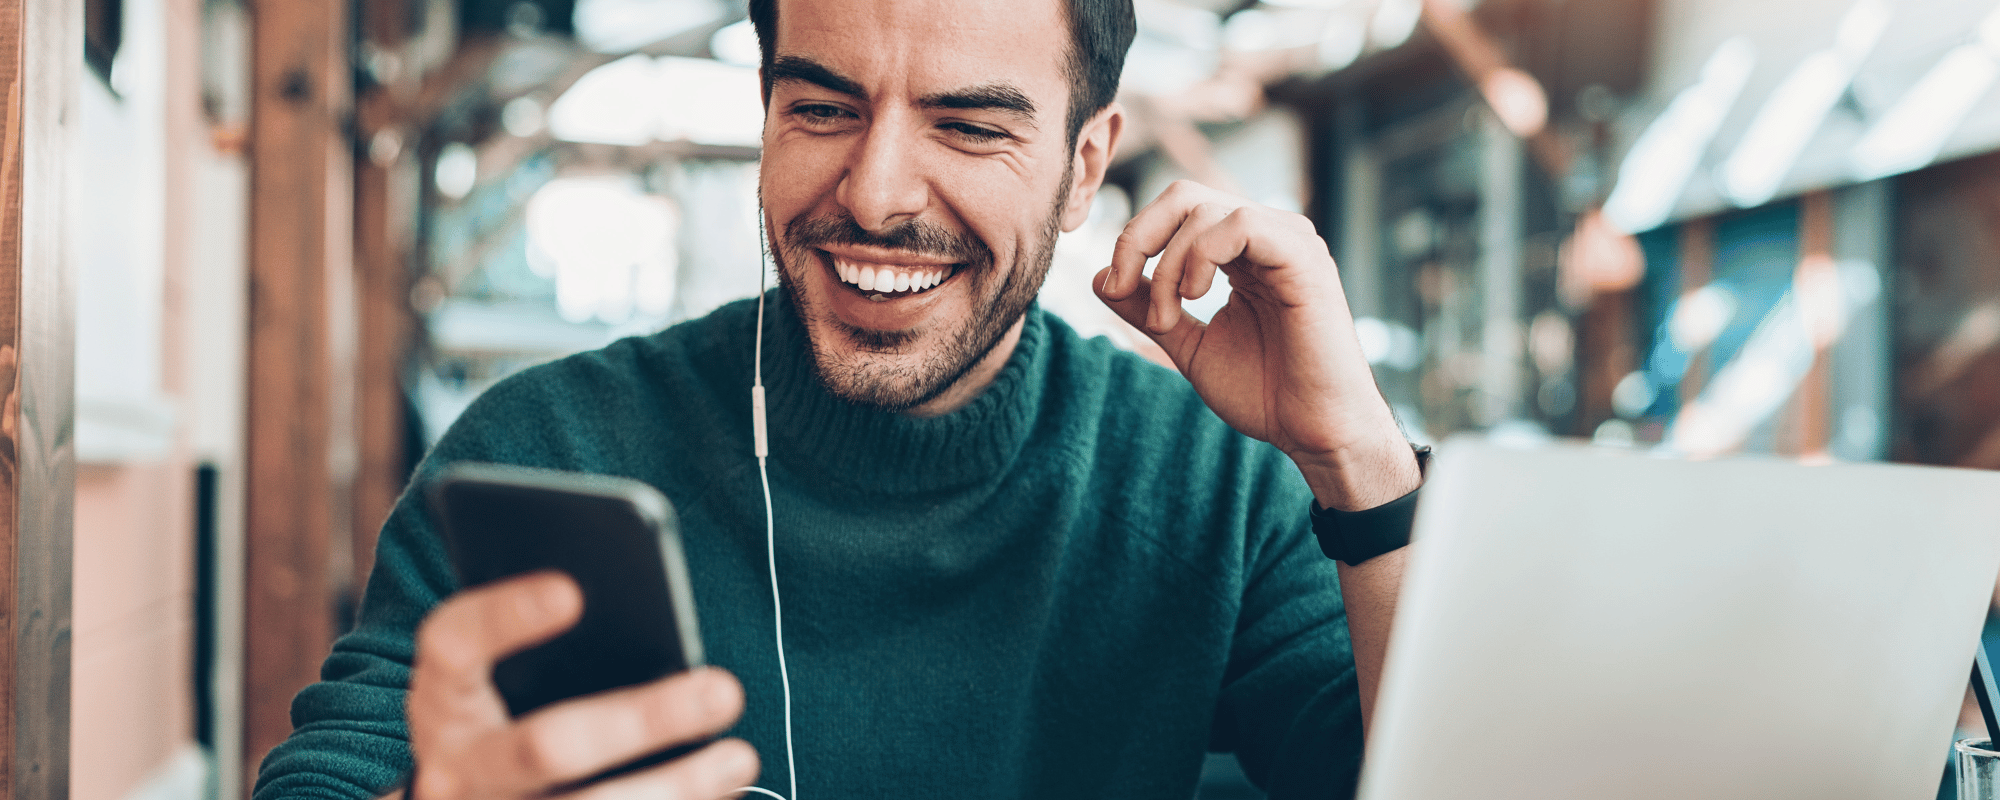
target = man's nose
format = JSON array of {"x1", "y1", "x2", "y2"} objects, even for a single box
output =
[{"x1": 836, "y1": 122, "x2": 929, "y2": 233}]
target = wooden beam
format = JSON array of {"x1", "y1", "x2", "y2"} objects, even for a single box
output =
[
  {"x1": 243, "y1": 0, "x2": 351, "y2": 788},
  {"x1": 1677, "y1": 218, "x2": 1714, "y2": 407},
  {"x1": 1791, "y1": 190, "x2": 1836, "y2": 460},
  {"x1": 349, "y1": 144, "x2": 414, "y2": 593},
  {"x1": 0, "y1": 0, "x2": 76, "y2": 796}
]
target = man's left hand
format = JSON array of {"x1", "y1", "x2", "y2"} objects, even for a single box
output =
[{"x1": 1094, "y1": 180, "x2": 1419, "y2": 511}]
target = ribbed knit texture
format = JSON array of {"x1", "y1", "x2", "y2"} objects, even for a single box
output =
[{"x1": 252, "y1": 291, "x2": 1364, "y2": 800}]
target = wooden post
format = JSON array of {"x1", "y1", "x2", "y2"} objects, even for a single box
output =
[
  {"x1": 350, "y1": 144, "x2": 414, "y2": 593},
  {"x1": 1791, "y1": 190, "x2": 1836, "y2": 459},
  {"x1": 1677, "y1": 218, "x2": 1714, "y2": 407},
  {"x1": 0, "y1": 0, "x2": 77, "y2": 796},
  {"x1": 243, "y1": 0, "x2": 352, "y2": 787},
  {"x1": 349, "y1": 0, "x2": 420, "y2": 600}
]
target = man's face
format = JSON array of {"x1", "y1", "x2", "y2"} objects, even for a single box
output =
[{"x1": 759, "y1": 0, "x2": 1083, "y2": 412}]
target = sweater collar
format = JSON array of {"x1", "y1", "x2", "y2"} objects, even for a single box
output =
[{"x1": 758, "y1": 289, "x2": 1049, "y2": 494}]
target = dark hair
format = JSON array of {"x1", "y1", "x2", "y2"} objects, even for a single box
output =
[{"x1": 747, "y1": 0, "x2": 1136, "y2": 149}]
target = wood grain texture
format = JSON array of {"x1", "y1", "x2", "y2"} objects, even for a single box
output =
[
  {"x1": 0, "y1": 0, "x2": 21, "y2": 785},
  {"x1": 349, "y1": 151, "x2": 413, "y2": 598},
  {"x1": 242, "y1": 0, "x2": 350, "y2": 789},
  {"x1": 0, "y1": 0, "x2": 77, "y2": 795}
]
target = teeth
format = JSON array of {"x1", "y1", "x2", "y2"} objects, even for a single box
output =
[{"x1": 832, "y1": 257, "x2": 952, "y2": 294}]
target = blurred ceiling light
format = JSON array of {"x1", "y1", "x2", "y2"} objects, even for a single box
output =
[
  {"x1": 1369, "y1": 0, "x2": 1423, "y2": 50},
  {"x1": 1480, "y1": 68, "x2": 1548, "y2": 138},
  {"x1": 1354, "y1": 316, "x2": 1392, "y2": 363},
  {"x1": 1352, "y1": 317, "x2": 1423, "y2": 370},
  {"x1": 1667, "y1": 284, "x2": 1737, "y2": 353},
  {"x1": 1528, "y1": 311, "x2": 1573, "y2": 375},
  {"x1": 1611, "y1": 371, "x2": 1655, "y2": 419},
  {"x1": 710, "y1": 18, "x2": 760, "y2": 68},
  {"x1": 549, "y1": 55, "x2": 763, "y2": 147},
  {"x1": 1223, "y1": 7, "x2": 1323, "y2": 52},
  {"x1": 502, "y1": 95, "x2": 546, "y2": 138},
  {"x1": 1602, "y1": 38, "x2": 1757, "y2": 234},
  {"x1": 1666, "y1": 260, "x2": 1878, "y2": 457},
  {"x1": 1137, "y1": 0, "x2": 1223, "y2": 51},
  {"x1": 1718, "y1": 0, "x2": 1888, "y2": 207},
  {"x1": 1849, "y1": 3, "x2": 2000, "y2": 181},
  {"x1": 1122, "y1": 39, "x2": 1218, "y2": 97},
  {"x1": 1592, "y1": 419, "x2": 1636, "y2": 446},
  {"x1": 1667, "y1": 291, "x2": 1812, "y2": 456},
  {"x1": 435, "y1": 142, "x2": 479, "y2": 200},
  {"x1": 1124, "y1": 0, "x2": 1222, "y2": 95},
  {"x1": 655, "y1": 56, "x2": 763, "y2": 145},
  {"x1": 548, "y1": 54, "x2": 657, "y2": 145},
  {"x1": 1557, "y1": 209, "x2": 1645, "y2": 307},
  {"x1": 526, "y1": 177, "x2": 679, "y2": 324},
  {"x1": 573, "y1": 0, "x2": 725, "y2": 54},
  {"x1": 1795, "y1": 254, "x2": 1845, "y2": 348},
  {"x1": 1316, "y1": 7, "x2": 1369, "y2": 70}
]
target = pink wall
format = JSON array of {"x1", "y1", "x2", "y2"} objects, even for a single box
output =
[{"x1": 73, "y1": 462, "x2": 196, "y2": 800}]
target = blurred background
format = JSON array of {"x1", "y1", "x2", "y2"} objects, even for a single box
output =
[{"x1": 38, "y1": 0, "x2": 2000, "y2": 797}]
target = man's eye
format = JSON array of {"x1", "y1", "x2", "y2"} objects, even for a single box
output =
[
  {"x1": 792, "y1": 104, "x2": 854, "y2": 124},
  {"x1": 942, "y1": 122, "x2": 1007, "y2": 142}
]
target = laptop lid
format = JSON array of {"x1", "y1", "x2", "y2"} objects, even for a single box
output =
[{"x1": 1358, "y1": 438, "x2": 2000, "y2": 800}]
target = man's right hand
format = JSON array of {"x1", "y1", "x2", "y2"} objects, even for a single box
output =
[{"x1": 396, "y1": 571, "x2": 760, "y2": 800}]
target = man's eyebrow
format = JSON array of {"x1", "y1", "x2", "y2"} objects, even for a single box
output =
[
  {"x1": 918, "y1": 84, "x2": 1039, "y2": 125},
  {"x1": 769, "y1": 55, "x2": 866, "y2": 100}
]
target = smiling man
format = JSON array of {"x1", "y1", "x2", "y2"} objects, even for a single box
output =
[{"x1": 251, "y1": 0, "x2": 1421, "y2": 798}]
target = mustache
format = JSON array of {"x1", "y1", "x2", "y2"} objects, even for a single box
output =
[{"x1": 783, "y1": 213, "x2": 990, "y2": 265}]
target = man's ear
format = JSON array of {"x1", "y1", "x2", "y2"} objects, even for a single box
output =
[{"x1": 1060, "y1": 102, "x2": 1125, "y2": 232}]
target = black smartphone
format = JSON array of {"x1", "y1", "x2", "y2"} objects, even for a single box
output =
[{"x1": 427, "y1": 462, "x2": 705, "y2": 718}]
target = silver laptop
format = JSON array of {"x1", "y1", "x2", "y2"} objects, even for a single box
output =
[{"x1": 1359, "y1": 438, "x2": 2000, "y2": 800}]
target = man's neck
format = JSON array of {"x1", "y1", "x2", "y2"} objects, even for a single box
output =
[{"x1": 903, "y1": 315, "x2": 1028, "y2": 418}]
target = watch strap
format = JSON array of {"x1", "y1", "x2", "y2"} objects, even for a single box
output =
[{"x1": 1310, "y1": 445, "x2": 1431, "y2": 566}]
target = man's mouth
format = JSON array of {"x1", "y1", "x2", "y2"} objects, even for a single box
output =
[{"x1": 827, "y1": 254, "x2": 960, "y2": 302}]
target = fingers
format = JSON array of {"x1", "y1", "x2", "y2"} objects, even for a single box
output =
[
  {"x1": 1147, "y1": 202, "x2": 1228, "y2": 334},
  {"x1": 1093, "y1": 266, "x2": 1204, "y2": 370},
  {"x1": 558, "y1": 739, "x2": 760, "y2": 800},
  {"x1": 412, "y1": 571, "x2": 584, "y2": 727},
  {"x1": 414, "y1": 665, "x2": 751, "y2": 799},
  {"x1": 1106, "y1": 180, "x2": 1237, "y2": 303},
  {"x1": 510, "y1": 668, "x2": 747, "y2": 786}
]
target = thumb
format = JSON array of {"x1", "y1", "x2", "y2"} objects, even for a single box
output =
[{"x1": 1093, "y1": 266, "x2": 1202, "y2": 368}]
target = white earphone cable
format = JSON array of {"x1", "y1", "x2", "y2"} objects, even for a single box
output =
[{"x1": 740, "y1": 210, "x2": 797, "y2": 800}]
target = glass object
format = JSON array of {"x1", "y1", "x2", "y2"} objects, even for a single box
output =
[{"x1": 1958, "y1": 737, "x2": 2000, "y2": 800}]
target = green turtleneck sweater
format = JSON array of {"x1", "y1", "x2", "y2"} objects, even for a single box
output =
[{"x1": 252, "y1": 292, "x2": 1364, "y2": 800}]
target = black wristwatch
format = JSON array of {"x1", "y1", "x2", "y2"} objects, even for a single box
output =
[{"x1": 1309, "y1": 444, "x2": 1431, "y2": 566}]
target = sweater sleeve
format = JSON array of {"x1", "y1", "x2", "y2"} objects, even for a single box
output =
[
  {"x1": 250, "y1": 361, "x2": 598, "y2": 800},
  {"x1": 247, "y1": 492, "x2": 447, "y2": 800},
  {"x1": 1209, "y1": 453, "x2": 1368, "y2": 800}
]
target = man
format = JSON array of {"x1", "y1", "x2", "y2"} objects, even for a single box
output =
[{"x1": 253, "y1": 0, "x2": 1421, "y2": 797}]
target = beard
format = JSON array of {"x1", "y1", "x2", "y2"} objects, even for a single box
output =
[{"x1": 768, "y1": 180, "x2": 1068, "y2": 413}]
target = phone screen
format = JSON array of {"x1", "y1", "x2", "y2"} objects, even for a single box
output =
[{"x1": 427, "y1": 463, "x2": 705, "y2": 717}]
